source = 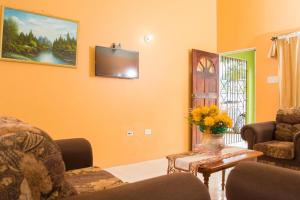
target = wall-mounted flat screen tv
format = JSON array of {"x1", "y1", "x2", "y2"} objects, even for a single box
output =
[{"x1": 95, "y1": 46, "x2": 139, "y2": 79}]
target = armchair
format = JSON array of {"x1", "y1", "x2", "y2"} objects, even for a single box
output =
[{"x1": 241, "y1": 108, "x2": 300, "y2": 169}]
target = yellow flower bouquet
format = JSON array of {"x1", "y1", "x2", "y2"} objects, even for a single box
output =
[{"x1": 190, "y1": 105, "x2": 233, "y2": 134}]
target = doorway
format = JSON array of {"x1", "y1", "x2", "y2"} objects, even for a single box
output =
[
  {"x1": 220, "y1": 49, "x2": 256, "y2": 144},
  {"x1": 191, "y1": 49, "x2": 256, "y2": 149}
]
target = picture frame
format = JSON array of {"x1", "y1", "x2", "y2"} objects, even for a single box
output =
[{"x1": 0, "y1": 6, "x2": 79, "y2": 68}]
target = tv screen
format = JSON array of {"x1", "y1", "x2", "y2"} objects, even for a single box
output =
[{"x1": 95, "y1": 46, "x2": 139, "y2": 79}]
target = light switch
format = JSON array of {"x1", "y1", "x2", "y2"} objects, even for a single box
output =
[
  {"x1": 144, "y1": 129, "x2": 152, "y2": 135},
  {"x1": 267, "y1": 76, "x2": 279, "y2": 84}
]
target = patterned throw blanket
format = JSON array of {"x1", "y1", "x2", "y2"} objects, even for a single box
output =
[{"x1": 167, "y1": 147, "x2": 251, "y2": 175}]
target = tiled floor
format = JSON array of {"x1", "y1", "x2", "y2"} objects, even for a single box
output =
[{"x1": 106, "y1": 142, "x2": 247, "y2": 200}]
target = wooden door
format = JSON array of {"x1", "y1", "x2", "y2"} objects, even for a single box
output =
[{"x1": 192, "y1": 49, "x2": 219, "y2": 150}]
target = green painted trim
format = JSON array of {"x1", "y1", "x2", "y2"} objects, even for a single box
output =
[{"x1": 222, "y1": 50, "x2": 256, "y2": 124}]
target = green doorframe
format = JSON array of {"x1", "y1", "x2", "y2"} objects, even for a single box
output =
[{"x1": 220, "y1": 49, "x2": 256, "y2": 124}]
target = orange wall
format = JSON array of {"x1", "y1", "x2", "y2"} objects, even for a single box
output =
[
  {"x1": 217, "y1": 0, "x2": 300, "y2": 122},
  {"x1": 0, "y1": 0, "x2": 217, "y2": 167}
]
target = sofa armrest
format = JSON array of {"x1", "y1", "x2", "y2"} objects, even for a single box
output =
[
  {"x1": 55, "y1": 138, "x2": 93, "y2": 171},
  {"x1": 294, "y1": 132, "x2": 300, "y2": 162},
  {"x1": 226, "y1": 162, "x2": 300, "y2": 200},
  {"x1": 241, "y1": 121, "x2": 276, "y2": 149},
  {"x1": 65, "y1": 173, "x2": 210, "y2": 200}
]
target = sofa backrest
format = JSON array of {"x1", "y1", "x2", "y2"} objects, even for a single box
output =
[{"x1": 275, "y1": 108, "x2": 300, "y2": 141}]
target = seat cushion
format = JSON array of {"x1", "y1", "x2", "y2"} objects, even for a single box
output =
[
  {"x1": 254, "y1": 140, "x2": 294, "y2": 160},
  {"x1": 0, "y1": 116, "x2": 77, "y2": 200},
  {"x1": 65, "y1": 167, "x2": 124, "y2": 194}
]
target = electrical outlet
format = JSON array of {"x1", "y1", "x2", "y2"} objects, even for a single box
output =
[
  {"x1": 144, "y1": 129, "x2": 152, "y2": 135},
  {"x1": 127, "y1": 130, "x2": 134, "y2": 136}
]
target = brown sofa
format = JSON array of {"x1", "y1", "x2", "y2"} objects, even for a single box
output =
[
  {"x1": 226, "y1": 161, "x2": 300, "y2": 200},
  {"x1": 241, "y1": 108, "x2": 300, "y2": 169},
  {"x1": 0, "y1": 115, "x2": 210, "y2": 200},
  {"x1": 57, "y1": 138, "x2": 211, "y2": 200}
]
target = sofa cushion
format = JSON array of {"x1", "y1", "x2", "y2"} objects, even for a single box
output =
[
  {"x1": 0, "y1": 116, "x2": 77, "y2": 200},
  {"x1": 65, "y1": 167, "x2": 124, "y2": 194},
  {"x1": 254, "y1": 140, "x2": 294, "y2": 160},
  {"x1": 275, "y1": 123, "x2": 300, "y2": 141},
  {"x1": 275, "y1": 108, "x2": 300, "y2": 141},
  {"x1": 276, "y1": 108, "x2": 300, "y2": 124}
]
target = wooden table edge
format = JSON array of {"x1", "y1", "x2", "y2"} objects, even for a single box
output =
[{"x1": 197, "y1": 151, "x2": 263, "y2": 173}]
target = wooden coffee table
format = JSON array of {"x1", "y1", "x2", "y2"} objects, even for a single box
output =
[{"x1": 166, "y1": 148, "x2": 263, "y2": 190}]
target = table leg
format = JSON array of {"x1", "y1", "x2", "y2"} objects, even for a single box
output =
[
  {"x1": 222, "y1": 169, "x2": 225, "y2": 191},
  {"x1": 203, "y1": 173, "x2": 211, "y2": 189}
]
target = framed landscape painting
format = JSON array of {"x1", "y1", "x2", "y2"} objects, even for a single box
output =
[{"x1": 0, "y1": 6, "x2": 78, "y2": 67}]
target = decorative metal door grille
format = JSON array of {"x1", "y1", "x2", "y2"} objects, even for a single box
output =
[{"x1": 219, "y1": 56, "x2": 247, "y2": 144}]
